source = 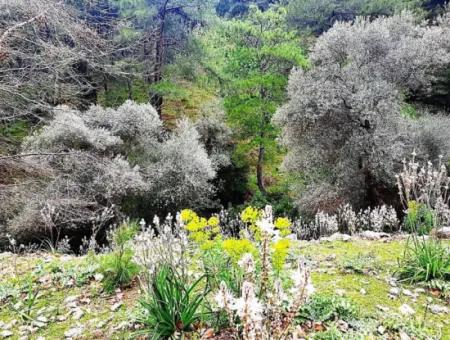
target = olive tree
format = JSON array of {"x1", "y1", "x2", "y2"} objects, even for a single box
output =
[{"x1": 274, "y1": 11, "x2": 450, "y2": 214}]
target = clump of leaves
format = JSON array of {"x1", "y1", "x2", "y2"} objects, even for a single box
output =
[
  {"x1": 428, "y1": 279, "x2": 450, "y2": 300},
  {"x1": 312, "y1": 324, "x2": 343, "y2": 340},
  {"x1": 99, "y1": 221, "x2": 140, "y2": 293},
  {"x1": 404, "y1": 201, "x2": 435, "y2": 235},
  {"x1": 138, "y1": 265, "x2": 207, "y2": 339},
  {"x1": 380, "y1": 314, "x2": 437, "y2": 339},
  {"x1": 397, "y1": 236, "x2": 450, "y2": 283},
  {"x1": 298, "y1": 294, "x2": 359, "y2": 323},
  {"x1": 341, "y1": 253, "x2": 378, "y2": 274}
]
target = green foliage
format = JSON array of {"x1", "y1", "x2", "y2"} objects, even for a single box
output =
[
  {"x1": 299, "y1": 294, "x2": 359, "y2": 323},
  {"x1": 203, "y1": 5, "x2": 307, "y2": 196},
  {"x1": 397, "y1": 236, "x2": 450, "y2": 283},
  {"x1": 138, "y1": 266, "x2": 207, "y2": 339},
  {"x1": 341, "y1": 253, "x2": 379, "y2": 274},
  {"x1": 312, "y1": 325, "x2": 343, "y2": 340},
  {"x1": 99, "y1": 222, "x2": 140, "y2": 293},
  {"x1": 404, "y1": 201, "x2": 435, "y2": 235},
  {"x1": 286, "y1": 0, "x2": 425, "y2": 34}
]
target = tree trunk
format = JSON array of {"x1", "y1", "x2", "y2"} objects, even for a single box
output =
[{"x1": 257, "y1": 141, "x2": 266, "y2": 195}]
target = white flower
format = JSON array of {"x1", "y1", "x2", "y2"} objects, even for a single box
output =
[
  {"x1": 232, "y1": 281, "x2": 263, "y2": 322},
  {"x1": 238, "y1": 253, "x2": 255, "y2": 274},
  {"x1": 256, "y1": 218, "x2": 275, "y2": 236},
  {"x1": 214, "y1": 281, "x2": 234, "y2": 309}
]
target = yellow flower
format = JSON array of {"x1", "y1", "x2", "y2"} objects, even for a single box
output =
[
  {"x1": 274, "y1": 217, "x2": 292, "y2": 237},
  {"x1": 208, "y1": 216, "x2": 220, "y2": 227},
  {"x1": 241, "y1": 206, "x2": 261, "y2": 224},
  {"x1": 222, "y1": 239, "x2": 257, "y2": 264},
  {"x1": 272, "y1": 239, "x2": 291, "y2": 273},
  {"x1": 180, "y1": 209, "x2": 197, "y2": 223}
]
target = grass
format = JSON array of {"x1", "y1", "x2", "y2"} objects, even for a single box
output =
[{"x1": 0, "y1": 239, "x2": 449, "y2": 339}]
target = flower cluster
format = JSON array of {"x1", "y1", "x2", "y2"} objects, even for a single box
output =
[{"x1": 180, "y1": 209, "x2": 221, "y2": 248}]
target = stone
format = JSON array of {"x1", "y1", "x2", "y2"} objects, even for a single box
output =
[
  {"x1": 111, "y1": 302, "x2": 123, "y2": 311},
  {"x1": 399, "y1": 304, "x2": 415, "y2": 316},
  {"x1": 434, "y1": 226, "x2": 450, "y2": 239},
  {"x1": 359, "y1": 231, "x2": 390, "y2": 240},
  {"x1": 429, "y1": 304, "x2": 450, "y2": 314},
  {"x1": 389, "y1": 287, "x2": 400, "y2": 296},
  {"x1": 64, "y1": 326, "x2": 83, "y2": 339},
  {"x1": 0, "y1": 330, "x2": 13, "y2": 338}
]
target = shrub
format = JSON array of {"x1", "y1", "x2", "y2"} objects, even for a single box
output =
[
  {"x1": 404, "y1": 201, "x2": 435, "y2": 235},
  {"x1": 397, "y1": 236, "x2": 450, "y2": 283},
  {"x1": 99, "y1": 222, "x2": 140, "y2": 293},
  {"x1": 138, "y1": 265, "x2": 206, "y2": 338},
  {"x1": 3, "y1": 101, "x2": 221, "y2": 245},
  {"x1": 298, "y1": 294, "x2": 359, "y2": 323}
]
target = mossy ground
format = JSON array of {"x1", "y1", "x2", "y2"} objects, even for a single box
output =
[{"x1": 1, "y1": 239, "x2": 448, "y2": 339}]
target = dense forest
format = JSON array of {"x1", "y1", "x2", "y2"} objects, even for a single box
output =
[{"x1": 0, "y1": 1, "x2": 450, "y2": 339}]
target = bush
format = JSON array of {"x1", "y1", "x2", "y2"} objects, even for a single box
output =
[
  {"x1": 298, "y1": 294, "x2": 359, "y2": 323},
  {"x1": 404, "y1": 201, "x2": 435, "y2": 235},
  {"x1": 138, "y1": 266, "x2": 206, "y2": 338},
  {"x1": 397, "y1": 236, "x2": 450, "y2": 283},
  {"x1": 3, "y1": 101, "x2": 222, "y2": 245},
  {"x1": 99, "y1": 222, "x2": 140, "y2": 293}
]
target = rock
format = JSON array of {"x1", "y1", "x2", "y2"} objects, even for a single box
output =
[
  {"x1": 360, "y1": 288, "x2": 367, "y2": 295},
  {"x1": 376, "y1": 305, "x2": 390, "y2": 312},
  {"x1": 36, "y1": 316, "x2": 48, "y2": 323},
  {"x1": 31, "y1": 321, "x2": 46, "y2": 329},
  {"x1": 359, "y1": 231, "x2": 390, "y2": 240},
  {"x1": 434, "y1": 227, "x2": 450, "y2": 239},
  {"x1": 0, "y1": 330, "x2": 13, "y2": 338},
  {"x1": 72, "y1": 309, "x2": 84, "y2": 320},
  {"x1": 337, "y1": 320, "x2": 349, "y2": 332},
  {"x1": 429, "y1": 304, "x2": 450, "y2": 314},
  {"x1": 64, "y1": 326, "x2": 83, "y2": 338},
  {"x1": 377, "y1": 325, "x2": 386, "y2": 335},
  {"x1": 320, "y1": 233, "x2": 352, "y2": 242},
  {"x1": 335, "y1": 289, "x2": 346, "y2": 296},
  {"x1": 56, "y1": 315, "x2": 67, "y2": 322},
  {"x1": 399, "y1": 304, "x2": 415, "y2": 316},
  {"x1": 111, "y1": 301, "x2": 123, "y2": 311},
  {"x1": 389, "y1": 287, "x2": 400, "y2": 297},
  {"x1": 399, "y1": 331, "x2": 411, "y2": 340},
  {"x1": 402, "y1": 289, "x2": 416, "y2": 297},
  {"x1": 414, "y1": 288, "x2": 425, "y2": 294},
  {"x1": 94, "y1": 273, "x2": 104, "y2": 282},
  {"x1": 64, "y1": 296, "x2": 78, "y2": 304}
]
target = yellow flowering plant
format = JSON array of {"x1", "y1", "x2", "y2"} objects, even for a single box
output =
[
  {"x1": 274, "y1": 217, "x2": 292, "y2": 237},
  {"x1": 271, "y1": 239, "x2": 291, "y2": 273},
  {"x1": 180, "y1": 209, "x2": 221, "y2": 249},
  {"x1": 222, "y1": 239, "x2": 258, "y2": 264}
]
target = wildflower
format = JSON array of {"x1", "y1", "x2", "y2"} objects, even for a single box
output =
[
  {"x1": 222, "y1": 239, "x2": 257, "y2": 264},
  {"x1": 232, "y1": 281, "x2": 263, "y2": 323},
  {"x1": 238, "y1": 253, "x2": 255, "y2": 274},
  {"x1": 241, "y1": 206, "x2": 261, "y2": 224},
  {"x1": 180, "y1": 209, "x2": 197, "y2": 224},
  {"x1": 272, "y1": 239, "x2": 291, "y2": 273},
  {"x1": 256, "y1": 218, "x2": 276, "y2": 236},
  {"x1": 208, "y1": 216, "x2": 219, "y2": 227},
  {"x1": 274, "y1": 217, "x2": 292, "y2": 236},
  {"x1": 215, "y1": 281, "x2": 234, "y2": 309},
  {"x1": 215, "y1": 281, "x2": 235, "y2": 327}
]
